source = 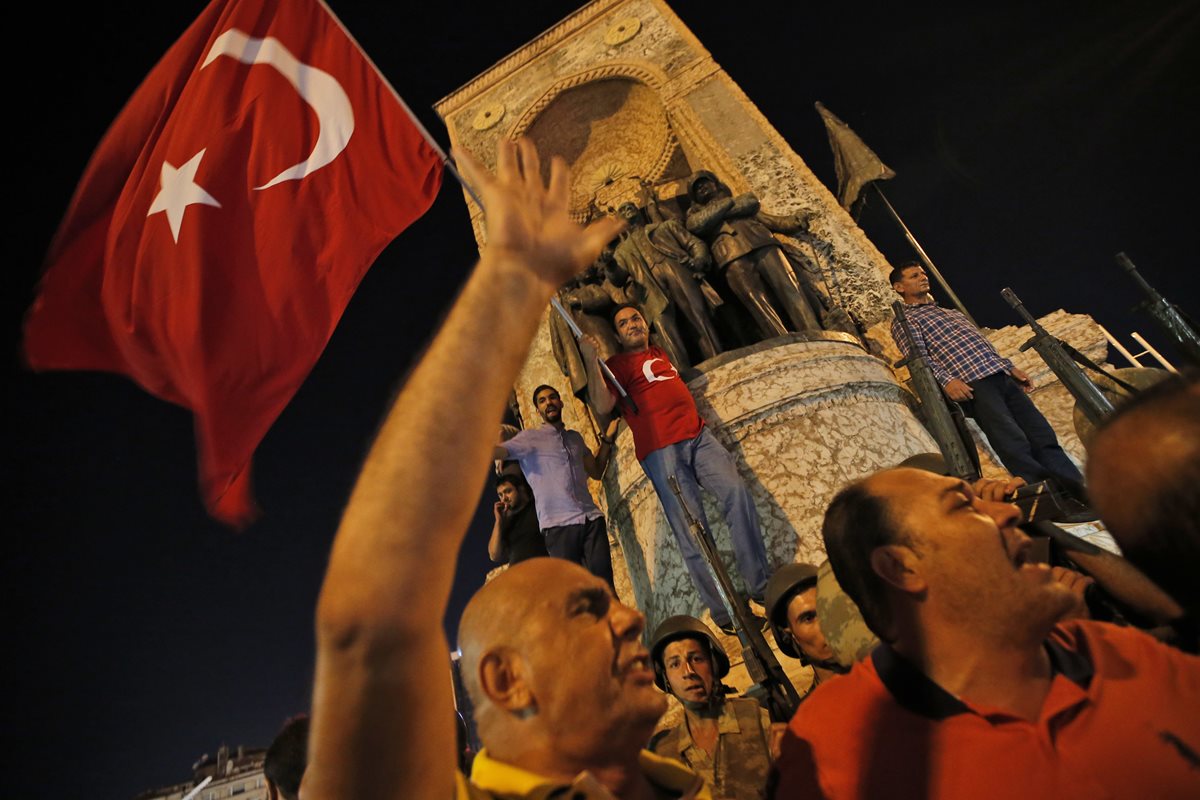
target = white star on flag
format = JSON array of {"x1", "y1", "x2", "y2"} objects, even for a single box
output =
[{"x1": 147, "y1": 149, "x2": 221, "y2": 242}]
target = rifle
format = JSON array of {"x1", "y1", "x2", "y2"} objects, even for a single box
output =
[
  {"x1": 1000, "y1": 288, "x2": 1115, "y2": 426},
  {"x1": 1116, "y1": 252, "x2": 1200, "y2": 366},
  {"x1": 892, "y1": 301, "x2": 981, "y2": 481},
  {"x1": 667, "y1": 476, "x2": 801, "y2": 722}
]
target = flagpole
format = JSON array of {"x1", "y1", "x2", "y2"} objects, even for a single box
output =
[{"x1": 872, "y1": 185, "x2": 977, "y2": 326}]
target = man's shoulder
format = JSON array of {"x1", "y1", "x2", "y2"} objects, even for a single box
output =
[{"x1": 789, "y1": 657, "x2": 887, "y2": 734}]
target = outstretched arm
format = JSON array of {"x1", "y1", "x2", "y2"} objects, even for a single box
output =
[{"x1": 307, "y1": 138, "x2": 623, "y2": 800}]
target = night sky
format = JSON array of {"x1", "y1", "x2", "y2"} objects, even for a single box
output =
[{"x1": 8, "y1": 2, "x2": 1198, "y2": 797}]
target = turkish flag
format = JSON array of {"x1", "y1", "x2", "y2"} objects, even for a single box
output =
[{"x1": 23, "y1": 0, "x2": 443, "y2": 527}]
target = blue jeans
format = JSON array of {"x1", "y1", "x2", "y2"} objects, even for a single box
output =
[
  {"x1": 641, "y1": 428, "x2": 770, "y2": 626},
  {"x1": 965, "y1": 372, "x2": 1084, "y2": 488}
]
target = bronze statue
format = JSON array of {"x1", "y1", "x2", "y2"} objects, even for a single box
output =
[
  {"x1": 685, "y1": 171, "x2": 822, "y2": 339},
  {"x1": 612, "y1": 202, "x2": 724, "y2": 364}
]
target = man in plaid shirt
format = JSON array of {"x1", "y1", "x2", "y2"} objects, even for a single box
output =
[{"x1": 890, "y1": 262, "x2": 1084, "y2": 491}]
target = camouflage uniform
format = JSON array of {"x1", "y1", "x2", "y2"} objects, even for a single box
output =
[{"x1": 650, "y1": 696, "x2": 773, "y2": 800}]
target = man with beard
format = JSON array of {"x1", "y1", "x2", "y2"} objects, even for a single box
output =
[
  {"x1": 648, "y1": 616, "x2": 779, "y2": 799},
  {"x1": 306, "y1": 139, "x2": 711, "y2": 799},
  {"x1": 487, "y1": 473, "x2": 548, "y2": 566},
  {"x1": 764, "y1": 564, "x2": 848, "y2": 695},
  {"x1": 495, "y1": 384, "x2": 615, "y2": 584},
  {"x1": 771, "y1": 467, "x2": 1200, "y2": 799}
]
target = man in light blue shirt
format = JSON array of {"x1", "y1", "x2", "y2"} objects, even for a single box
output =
[{"x1": 495, "y1": 384, "x2": 616, "y2": 585}]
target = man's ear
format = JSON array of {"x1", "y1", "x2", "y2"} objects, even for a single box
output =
[
  {"x1": 870, "y1": 544, "x2": 925, "y2": 594},
  {"x1": 479, "y1": 648, "x2": 537, "y2": 715}
]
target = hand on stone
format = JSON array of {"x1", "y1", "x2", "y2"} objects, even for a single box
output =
[{"x1": 453, "y1": 138, "x2": 626, "y2": 294}]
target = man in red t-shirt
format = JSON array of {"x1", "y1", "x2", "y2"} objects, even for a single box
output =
[
  {"x1": 581, "y1": 304, "x2": 771, "y2": 634},
  {"x1": 770, "y1": 466, "x2": 1200, "y2": 799}
]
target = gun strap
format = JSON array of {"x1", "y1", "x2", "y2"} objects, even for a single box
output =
[{"x1": 1057, "y1": 339, "x2": 1140, "y2": 395}]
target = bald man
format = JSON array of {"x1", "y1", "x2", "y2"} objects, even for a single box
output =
[
  {"x1": 306, "y1": 139, "x2": 710, "y2": 800},
  {"x1": 1087, "y1": 372, "x2": 1200, "y2": 617}
]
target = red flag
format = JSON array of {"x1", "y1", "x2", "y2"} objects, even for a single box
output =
[{"x1": 23, "y1": 0, "x2": 443, "y2": 526}]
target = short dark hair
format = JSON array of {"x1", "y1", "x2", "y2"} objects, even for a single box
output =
[
  {"x1": 888, "y1": 261, "x2": 922, "y2": 286},
  {"x1": 610, "y1": 303, "x2": 644, "y2": 328},
  {"x1": 264, "y1": 715, "x2": 309, "y2": 800},
  {"x1": 821, "y1": 482, "x2": 904, "y2": 641},
  {"x1": 494, "y1": 473, "x2": 528, "y2": 492},
  {"x1": 531, "y1": 384, "x2": 559, "y2": 406}
]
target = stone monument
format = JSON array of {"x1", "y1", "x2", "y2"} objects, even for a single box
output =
[{"x1": 435, "y1": 0, "x2": 1111, "y2": 694}]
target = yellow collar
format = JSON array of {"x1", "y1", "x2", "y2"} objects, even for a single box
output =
[{"x1": 468, "y1": 748, "x2": 710, "y2": 799}]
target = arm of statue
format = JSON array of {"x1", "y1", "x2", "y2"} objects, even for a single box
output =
[
  {"x1": 307, "y1": 138, "x2": 624, "y2": 800},
  {"x1": 686, "y1": 196, "x2": 734, "y2": 236},
  {"x1": 757, "y1": 208, "x2": 813, "y2": 235},
  {"x1": 729, "y1": 192, "x2": 760, "y2": 216},
  {"x1": 488, "y1": 502, "x2": 509, "y2": 563},
  {"x1": 580, "y1": 333, "x2": 617, "y2": 417}
]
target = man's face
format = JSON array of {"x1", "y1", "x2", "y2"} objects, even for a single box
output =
[
  {"x1": 496, "y1": 481, "x2": 527, "y2": 513},
  {"x1": 785, "y1": 587, "x2": 836, "y2": 664},
  {"x1": 520, "y1": 563, "x2": 665, "y2": 744},
  {"x1": 892, "y1": 266, "x2": 930, "y2": 300},
  {"x1": 618, "y1": 203, "x2": 640, "y2": 223},
  {"x1": 866, "y1": 468, "x2": 1075, "y2": 639},
  {"x1": 534, "y1": 388, "x2": 563, "y2": 424},
  {"x1": 661, "y1": 637, "x2": 716, "y2": 705},
  {"x1": 613, "y1": 307, "x2": 649, "y2": 351}
]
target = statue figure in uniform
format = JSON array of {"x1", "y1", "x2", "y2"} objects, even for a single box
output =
[{"x1": 685, "y1": 170, "x2": 823, "y2": 340}]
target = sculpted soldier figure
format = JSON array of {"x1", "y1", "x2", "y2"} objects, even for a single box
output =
[
  {"x1": 612, "y1": 202, "x2": 724, "y2": 364},
  {"x1": 686, "y1": 171, "x2": 822, "y2": 340}
]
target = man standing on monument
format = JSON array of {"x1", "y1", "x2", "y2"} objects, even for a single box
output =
[
  {"x1": 612, "y1": 201, "x2": 724, "y2": 365},
  {"x1": 581, "y1": 304, "x2": 771, "y2": 634},
  {"x1": 494, "y1": 384, "x2": 616, "y2": 585},
  {"x1": 890, "y1": 261, "x2": 1085, "y2": 491}
]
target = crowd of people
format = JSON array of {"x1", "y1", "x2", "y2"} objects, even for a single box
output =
[{"x1": 274, "y1": 140, "x2": 1197, "y2": 799}]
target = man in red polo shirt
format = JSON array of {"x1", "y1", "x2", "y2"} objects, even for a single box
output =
[
  {"x1": 771, "y1": 467, "x2": 1200, "y2": 799},
  {"x1": 581, "y1": 304, "x2": 771, "y2": 634}
]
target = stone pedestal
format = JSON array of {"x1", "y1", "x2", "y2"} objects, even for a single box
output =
[{"x1": 600, "y1": 333, "x2": 937, "y2": 632}]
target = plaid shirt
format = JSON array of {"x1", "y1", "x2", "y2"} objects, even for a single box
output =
[{"x1": 891, "y1": 300, "x2": 1012, "y2": 386}]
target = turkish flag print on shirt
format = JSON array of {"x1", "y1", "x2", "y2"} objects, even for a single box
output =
[{"x1": 23, "y1": 0, "x2": 443, "y2": 526}]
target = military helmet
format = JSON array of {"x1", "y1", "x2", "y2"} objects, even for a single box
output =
[
  {"x1": 648, "y1": 615, "x2": 730, "y2": 692},
  {"x1": 686, "y1": 170, "x2": 727, "y2": 203},
  {"x1": 815, "y1": 559, "x2": 879, "y2": 668},
  {"x1": 763, "y1": 563, "x2": 820, "y2": 661}
]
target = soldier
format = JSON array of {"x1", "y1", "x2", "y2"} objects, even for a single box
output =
[
  {"x1": 685, "y1": 171, "x2": 821, "y2": 340},
  {"x1": 648, "y1": 615, "x2": 780, "y2": 800},
  {"x1": 764, "y1": 564, "x2": 849, "y2": 694}
]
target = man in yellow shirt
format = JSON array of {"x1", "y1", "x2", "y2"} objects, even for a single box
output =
[{"x1": 305, "y1": 139, "x2": 710, "y2": 800}]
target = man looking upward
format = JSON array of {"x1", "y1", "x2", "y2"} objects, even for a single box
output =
[
  {"x1": 582, "y1": 304, "x2": 771, "y2": 634},
  {"x1": 890, "y1": 261, "x2": 1084, "y2": 491}
]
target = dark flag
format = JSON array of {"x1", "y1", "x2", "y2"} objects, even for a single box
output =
[{"x1": 815, "y1": 101, "x2": 895, "y2": 213}]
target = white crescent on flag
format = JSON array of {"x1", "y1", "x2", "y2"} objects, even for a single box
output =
[{"x1": 202, "y1": 28, "x2": 356, "y2": 190}]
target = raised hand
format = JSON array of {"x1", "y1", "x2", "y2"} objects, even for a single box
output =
[{"x1": 452, "y1": 138, "x2": 625, "y2": 295}]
